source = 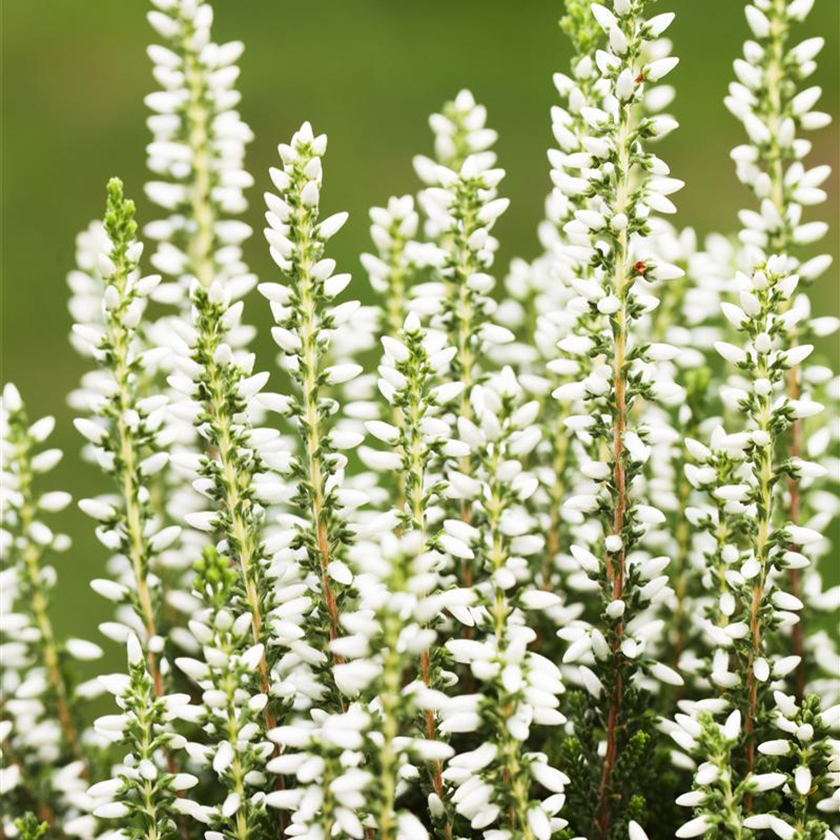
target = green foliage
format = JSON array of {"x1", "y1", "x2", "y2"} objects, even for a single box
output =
[{"x1": 14, "y1": 814, "x2": 49, "y2": 840}]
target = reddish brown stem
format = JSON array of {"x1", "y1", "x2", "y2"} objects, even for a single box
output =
[{"x1": 420, "y1": 649, "x2": 453, "y2": 840}]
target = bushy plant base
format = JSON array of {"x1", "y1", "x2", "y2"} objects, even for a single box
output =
[{"x1": 1, "y1": 1, "x2": 838, "y2": 839}]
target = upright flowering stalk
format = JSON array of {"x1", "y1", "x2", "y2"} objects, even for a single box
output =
[
  {"x1": 415, "y1": 102, "x2": 510, "y2": 411},
  {"x1": 672, "y1": 266, "x2": 835, "y2": 835},
  {"x1": 725, "y1": 0, "x2": 833, "y2": 693},
  {"x1": 364, "y1": 313, "x2": 463, "y2": 539},
  {"x1": 680, "y1": 426, "x2": 754, "y2": 692},
  {"x1": 422, "y1": 89, "x2": 498, "y2": 176},
  {"x1": 66, "y1": 207, "x2": 196, "y2": 650},
  {"x1": 87, "y1": 635, "x2": 196, "y2": 837},
  {"x1": 145, "y1": 0, "x2": 254, "y2": 299},
  {"x1": 528, "y1": 0, "x2": 604, "y2": 592},
  {"x1": 361, "y1": 197, "x2": 428, "y2": 346},
  {"x1": 175, "y1": 548, "x2": 273, "y2": 837},
  {"x1": 672, "y1": 698, "x2": 840, "y2": 838},
  {"x1": 73, "y1": 180, "x2": 174, "y2": 694},
  {"x1": 415, "y1": 99, "x2": 512, "y2": 586},
  {"x1": 360, "y1": 199, "x2": 447, "y2": 505},
  {"x1": 670, "y1": 709, "x2": 754, "y2": 839},
  {"x1": 166, "y1": 271, "x2": 289, "y2": 711},
  {"x1": 143, "y1": 0, "x2": 260, "y2": 626},
  {"x1": 361, "y1": 312, "x2": 464, "y2": 830},
  {"x1": 544, "y1": 0, "x2": 686, "y2": 627},
  {"x1": 259, "y1": 122, "x2": 362, "y2": 690},
  {"x1": 713, "y1": 257, "x2": 825, "y2": 784},
  {"x1": 0, "y1": 385, "x2": 96, "y2": 831},
  {"x1": 443, "y1": 367, "x2": 569, "y2": 839},
  {"x1": 551, "y1": 1, "x2": 685, "y2": 835},
  {"x1": 337, "y1": 532, "x2": 450, "y2": 840}
]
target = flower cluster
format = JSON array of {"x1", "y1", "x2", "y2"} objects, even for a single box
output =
[
  {"x1": 88, "y1": 635, "x2": 195, "y2": 837},
  {"x1": 0, "y1": 385, "x2": 96, "y2": 837},
  {"x1": 545, "y1": 1, "x2": 691, "y2": 833},
  {"x1": 72, "y1": 180, "x2": 176, "y2": 697},
  {"x1": 669, "y1": 1, "x2": 840, "y2": 836},
  {"x1": 3, "y1": 1, "x2": 839, "y2": 839},
  {"x1": 259, "y1": 121, "x2": 360, "y2": 699},
  {"x1": 144, "y1": 0, "x2": 254, "y2": 298}
]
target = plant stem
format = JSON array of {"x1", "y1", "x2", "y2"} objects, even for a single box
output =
[
  {"x1": 109, "y1": 267, "x2": 165, "y2": 698},
  {"x1": 597, "y1": 110, "x2": 632, "y2": 840},
  {"x1": 744, "y1": 361, "x2": 774, "y2": 789},
  {"x1": 297, "y1": 249, "x2": 343, "y2": 658},
  {"x1": 787, "y1": 364, "x2": 805, "y2": 701},
  {"x1": 181, "y1": 16, "x2": 216, "y2": 289},
  {"x1": 763, "y1": 0, "x2": 805, "y2": 698},
  {"x1": 201, "y1": 360, "x2": 277, "y2": 750},
  {"x1": 378, "y1": 612, "x2": 403, "y2": 840}
]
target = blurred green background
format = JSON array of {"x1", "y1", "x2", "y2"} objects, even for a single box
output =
[{"x1": 2, "y1": 0, "x2": 838, "y2": 657}]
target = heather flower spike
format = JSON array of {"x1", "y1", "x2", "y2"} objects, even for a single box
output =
[
  {"x1": 671, "y1": 0, "x2": 839, "y2": 835},
  {"x1": 549, "y1": 0, "x2": 688, "y2": 834},
  {"x1": 2, "y1": 0, "x2": 838, "y2": 837},
  {"x1": 145, "y1": 0, "x2": 254, "y2": 299},
  {"x1": 73, "y1": 179, "x2": 171, "y2": 691},
  {"x1": 259, "y1": 121, "x2": 359, "y2": 697},
  {"x1": 1, "y1": 385, "x2": 95, "y2": 834}
]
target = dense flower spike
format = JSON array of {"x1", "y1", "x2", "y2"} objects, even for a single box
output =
[
  {"x1": 176, "y1": 548, "x2": 274, "y2": 837},
  {"x1": 4, "y1": 0, "x2": 839, "y2": 836},
  {"x1": 259, "y1": 122, "x2": 360, "y2": 694},
  {"x1": 0, "y1": 385, "x2": 95, "y2": 834},
  {"x1": 725, "y1": 0, "x2": 836, "y2": 701},
  {"x1": 143, "y1": 0, "x2": 260, "y2": 594},
  {"x1": 364, "y1": 313, "x2": 462, "y2": 535},
  {"x1": 548, "y1": 1, "x2": 686, "y2": 835},
  {"x1": 715, "y1": 256, "x2": 822, "y2": 759},
  {"x1": 671, "y1": 710, "x2": 754, "y2": 838},
  {"x1": 88, "y1": 635, "x2": 195, "y2": 838},
  {"x1": 516, "y1": 0, "x2": 606, "y2": 598},
  {"x1": 414, "y1": 93, "x2": 514, "y2": 591},
  {"x1": 73, "y1": 179, "x2": 173, "y2": 692},
  {"x1": 144, "y1": 0, "x2": 254, "y2": 298},
  {"x1": 442, "y1": 368, "x2": 570, "y2": 839},
  {"x1": 361, "y1": 196, "x2": 445, "y2": 348},
  {"x1": 415, "y1": 95, "x2": 510, "y2": 406},
  {"x1": 667, "y1": 3, "x2": 839, "y2": 836},
  {"x1": 359, "y1": 314, "x2": 461, "y2": 831},
  {"x1": 343, "y1": 533, "x2": 447, "y2": 840}
]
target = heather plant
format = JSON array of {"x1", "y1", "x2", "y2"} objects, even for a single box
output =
[{"x1": 1, "y1": 1, "x2": 838, "y2": 840}]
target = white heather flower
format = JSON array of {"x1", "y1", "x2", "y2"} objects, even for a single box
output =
[
  {"x1": 674, "y1": 13, "x2": 837, "y2": 834},
  {"x1": 4, "y1": 1, "x2": 838, "y2": 838},
  {"x1": 416, "y1": 96, "x2": 510, "y2": 543},
  {"x1": 260, "y1": 122, "x2": 358, "y2": 695},
  {"x1": 178, "y1": 553, "x2": 273, "y2": 835},
  {"x1": 0, "y1": 386, "x2": 94, "y2": 825},
  {"x1": 144, "y1": 0, "x2": 254, "y2": 299},
  {"x1": 440, "y1": 368, "x2": 566, "y2": 835},
  {"x1": 90, "y1": 636, "x2": 187, "y2": 836},
  {"x1": 552, "y1": 0, "x2": 688, "y2": 828},
  {"x1": 73, "y1": 180, "x2": 173, "y2": 692}
]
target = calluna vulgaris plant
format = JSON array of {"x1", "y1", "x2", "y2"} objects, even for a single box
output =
[{"x1": 1, "y1": 0, "x2": 838, "y2": 838}]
